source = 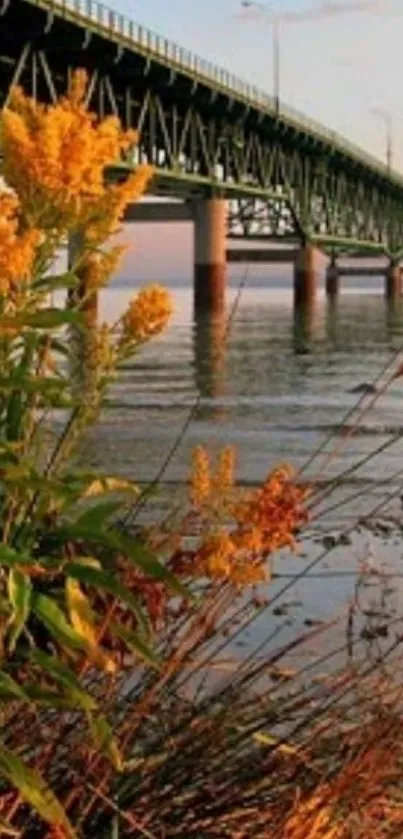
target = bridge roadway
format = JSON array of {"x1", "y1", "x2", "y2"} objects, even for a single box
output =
[{"x1": 1, "y1": 0, "x2": 403, "y2": 309}]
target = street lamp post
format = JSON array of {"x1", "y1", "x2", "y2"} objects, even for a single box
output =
[
  {"x1": 370, "y1": 107, "x2": 393, "y2": 172},
  {"x1": 241, "y1": 1, "x2": 280, "y2": 114}
]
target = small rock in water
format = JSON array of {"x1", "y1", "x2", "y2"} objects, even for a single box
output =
[
  {"x1": 322, "y1": 535, "x2": 338, "y2": 550},
  {"x1": 349, "y1": 382, "x2": 377, "y2": 395},
  {"x1": 273, "y1": 600, "x2": 302, "y2": 617},
  {"x1": 304, "y1": 618, "x2": 325, "y2": 627}
]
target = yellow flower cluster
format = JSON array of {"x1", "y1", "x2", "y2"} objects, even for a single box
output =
[
  {"x1": 175, "y1": 454, "x2": 309, "y2": 586},
  {"x1": 0, "y1": 192, "x2": 41, "y2": 296},
  {"x1": 215, "y1": 446, "x2": 236, "y2": 495},
  {"x1": 195, "y1": 529, "x2": 267, "y2": 585},
  {"x1": 235, "y1": 465, "x2": 309, "y2": 554},
  {"x1": 82, "y1": 246, "x2": 126, "y2": 291},
  {"x1": 191, "y1": 446, "x2": 212, "y2": 506},
  {"x1": 191, "y1": 445, "x2": 236, "y2": 510},
  {"x1": 84, "y1": 167, "x2": 153, "y2": 247},
  {"x1": 122, "y1": 285, "x2": 173, "y2": 343},
  {"x1": 1, "y1": 70, "x2": 153, "y2": 241}
]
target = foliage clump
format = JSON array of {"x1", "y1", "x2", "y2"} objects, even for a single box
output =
[{"x1": 0, "y1": 71, "x2": 316, "y2": 837}]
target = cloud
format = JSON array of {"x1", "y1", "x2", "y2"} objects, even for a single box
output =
[
  {"x1": 282, "y1": 1, "x2": 379, "y2": 23},
  {"x1": 239, "y1": 0, "x2": 384, "y2": 25}
]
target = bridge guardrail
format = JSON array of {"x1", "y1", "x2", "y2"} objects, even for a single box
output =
[{"x1": 28, "y1": 0, "x2": 403, "y2": 186}]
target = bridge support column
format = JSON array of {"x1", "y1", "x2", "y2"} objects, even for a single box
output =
[
  {"x1": 193, "y1": 198, "x2": 227, "y2": 314},
  {"x1": 326, "y1": 255, "x2": 339, "y2": 298},
  {"x1": 385, "y1": 262, "x2": 402, "y2": 300},
  {"x1": 294, "y1": 244, "x2": 318, "y2": 306}
]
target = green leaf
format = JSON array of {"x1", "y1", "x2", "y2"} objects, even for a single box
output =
[
  {"x1": 111, "y1": 622, "x2": 160, "y2": 668},
  {"x1": 88, "y1": 715, "x2": 124, "y2": 772},
  {"x1": 24, "y1": 686, "x2": 87, "y2": 710},
  {"x1": 17, "y1": 308, "x2": 84, "y2": 329},
  {"x1": 0, "y1": 376, "x2": 65, "y2": 395},
  {"x1": 7, "y1": 570, "x2": 32, "y2": 653},
  {"x1": 64, "y1": 564, "x2": 149, "y2": 636},
  {"x1": 0, "y1": 545, "x2": 36, "y2": 569},
  {"x1": 0, "y1": 672, "x2": 30, "y2": 703},
  {"x1": 49, "y1": 337, "x2": 74, "y2": 359},
  {"x1": 32, "y1": 593, "x2": 86, "y2": 652},
  {"x1": 0, "y1": 746, "x2": 77, "y2": 837},
  {"x1": 74, "y1": 501, "x2": 122, "y2": 532},
  {"x1": 30, "y1": 650, "x2": 96, "y2": 712},
  {"x1": 32, "y1": 272, "x2": 79, "y2": 292}
]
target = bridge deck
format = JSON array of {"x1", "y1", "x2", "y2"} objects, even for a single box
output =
[
  {"x1": 3, "y1": 0, "x2": 403, "y2": 256},
  {"x1": 20, "y1": 0, "x2": 403, "y2": 190}
]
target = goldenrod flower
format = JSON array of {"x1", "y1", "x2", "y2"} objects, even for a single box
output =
[
  {"x1": 84, "y1": 168, "x2": 154, "y2": 246},
  {"x1": 235, "y1": 466, "x2": 309, "y2": 554},
  {"x1": 215, "y1": 446, "x2": 236, "y2": 494},
  {"x1": 122, "y1": 285, "x2": 172, "y2": 343},
  {"x1": 1, "y1": 70, "x2": 152, "y2": 237},
  {"x1": 179, "y1": 454, "x2": 309, "y2": 587},
  {"x1": 190, "y1": 446, "x2": 211, "y2": 507},
  {"x1": 81, "y1": 246, "x2": 126, "y2": 291},
  {"x1": 196, "y1": 531, "x2": 234, "y2": 580},
  {"x1": 86, "y1": 324, "x2": 116, "y2": 378},
  {"x1": 0, "y1": 191, "x2": 40, "y2": 295}
]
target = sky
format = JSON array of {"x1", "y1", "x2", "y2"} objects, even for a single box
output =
[{"x1": 103, "y1": 0, "x2": 403, "y2": 281}]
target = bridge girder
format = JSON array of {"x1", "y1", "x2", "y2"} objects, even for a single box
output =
[{"x1": 1, "y1": 8, "x2": 403, "y2": 257}]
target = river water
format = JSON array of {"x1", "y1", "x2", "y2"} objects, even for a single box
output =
[
  {"x1": 85, "y1": 279, "x2": 403, "y2": 493},
  {"x1": 79, "y1": 278, "x2": 403, "y2": 657}
]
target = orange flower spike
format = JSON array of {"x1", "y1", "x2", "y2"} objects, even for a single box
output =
[
  {"x1": 82, "y1": 246, "x2": 126, "y2": 291},
  {"x1": 85, "y1": 167, "x2": 153, "y2": 245},
  {"x1": 235, "y1": 466, "x2": 309, "y2": 555},
  {"x1": 197, "y1": 531, "x2": 234, "y2": 580},
  {"x1": 190, "y1": 446, "x2": 211, "y2": 508},
  {"x1": 0, "y1": 192, "x2": 41, "y2": 295},
  {"x1": 66, "y1": 67, "x2": 88, "y2": 107},
  {"x1": 2, "y1": 70, "x2": 151, "y2": 235},
  {"x1": 232, "y1": 527, "x2": 263, "y2": 554},
  {"x1": 215, "y1": 446, "x2": 236, "y2": 495},
  {"x1": 122, "y1": 285, "x2": 173, "y2": 343}
]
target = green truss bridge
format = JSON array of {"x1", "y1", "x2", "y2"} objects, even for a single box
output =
[{"x1": 1, "y1": 0, "x2": 403, "y2": 309}]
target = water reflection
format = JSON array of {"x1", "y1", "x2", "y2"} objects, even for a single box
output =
[
  {"x1": 75, "y1": 285, "x2": 403, "y2": 490},
  {"x1": 292, "y1": 301, "x2": 317, "y2": 354},
  {"x1": 385, "y1": 297, "x2": 403, "y2": 342},
  {"x1": 193, "y1": 310, "x2": 228, "y2": 422}
]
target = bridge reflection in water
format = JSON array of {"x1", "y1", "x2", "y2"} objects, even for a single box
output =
[{"x1": 193, "y1": 311, "x2": 228, "y2": 423}]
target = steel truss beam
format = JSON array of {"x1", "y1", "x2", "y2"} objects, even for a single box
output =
[{"x1": 1, "y1": 39, "x2": 403, "y2": 256}]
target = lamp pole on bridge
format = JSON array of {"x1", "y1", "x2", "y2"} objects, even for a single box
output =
[
  {"x1": 240, "y1": 1, "x2": 281, "y2": 114},
  {"x1": 370, "y1": 107, "x2": 393, "y2": 172},
  {"x1": 240, "y1": 1, "x2": 384, "y2": 124}
]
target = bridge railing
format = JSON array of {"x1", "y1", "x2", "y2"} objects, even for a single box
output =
[{"x1": 34, "y1": 0, "x2": 401, "y2": 184}]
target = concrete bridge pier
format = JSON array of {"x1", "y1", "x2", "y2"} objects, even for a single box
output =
[
  {"x1": 385, "y1": 262, "x2": 402, "y2": 301},
  {"x1": 294, "y1": 244, "x2": 318, "y2": 306},
  {"x1": 326, "y1": 255, "x2": 339, "y2": 298},
  {"x1": 193, "y1": 198, "x2": 227, "y2": 314}
]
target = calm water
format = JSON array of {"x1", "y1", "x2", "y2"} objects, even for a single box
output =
[
  {"x1": 79, "y1": 278, "x2": 403, "y2": 656},
  {"x1": 82, "y1": 280, "x2": 403, "y2": 500}
]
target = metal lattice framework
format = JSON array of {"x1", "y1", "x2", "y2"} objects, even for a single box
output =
[{"x1": 2, "y1": 0, "x2": 403, "y2": 256}]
